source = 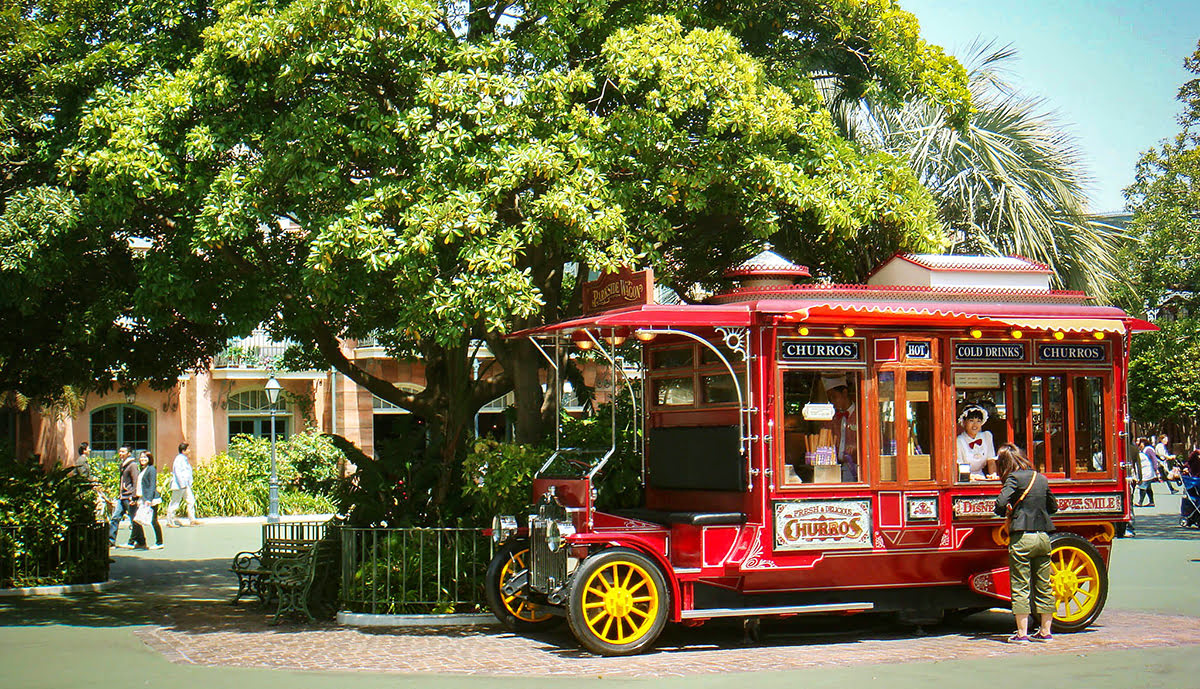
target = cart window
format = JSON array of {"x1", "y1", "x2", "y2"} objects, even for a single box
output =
[
  {"x1": 1074, "y1": 376, "x2": 1106, "y2": 473},
  {"x1": 906, "y1": 371, "x2": 935, "y2": 482},
  {"x1": 953, "y1": 373, "x2": 1007, "y2": 482},
  {"x1": 652, "y1": 347, "x2": 692, "y2": 370},
  {"x1": 654, "y1": 377, "x2": 694, "y2": 406},
  {"x1": 879, "y1": 372, "x2": 897, "y2": 482},
  {"x1": 780, "y1": 370, "x2": 861, "y2": 485},
  {"x1": 1031, "y1": 376, "x2": 1066, "y2": 474},
  {"x1": 702, "y1": 374, "x2": 738, "y2": 405}
]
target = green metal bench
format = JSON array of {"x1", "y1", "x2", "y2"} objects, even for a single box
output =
[
  {"x1": 230, "y1": 520, "x2": 333, "y2": 605},
  {"x1": 270, "y1": 535, "x2": 341, "y2": 624}
]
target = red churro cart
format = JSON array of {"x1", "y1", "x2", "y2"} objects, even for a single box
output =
[{"x1": 485, "y1": 252, "x2": 1154, "y2": 655}]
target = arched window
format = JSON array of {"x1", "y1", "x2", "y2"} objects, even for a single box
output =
[
  {"x1": 227, "y1": 389, "x2": 290, "y2": 441},
  {"x1": 90, "y1": 404, "x2": 153, "y2": 459}
]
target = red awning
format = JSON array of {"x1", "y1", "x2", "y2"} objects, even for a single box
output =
[{"x1": 509, "y1": 304, "x2": 754, "y2": 338}]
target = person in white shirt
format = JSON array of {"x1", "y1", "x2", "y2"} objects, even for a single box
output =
[
  {"x1": 167, "y1": 442, "x2": 199, "y2": 526},
  {"x1": 956, "y1": 404, "x2": 998, "y2": 480}
]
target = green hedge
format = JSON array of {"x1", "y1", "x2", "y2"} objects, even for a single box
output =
[{"x1": 89, "y1": 431, "x2": 343, "y2": 518}]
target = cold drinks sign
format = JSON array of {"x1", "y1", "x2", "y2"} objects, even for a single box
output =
[{"x1": 953, "y1": 341, "x2": 1029, "y2": 364}]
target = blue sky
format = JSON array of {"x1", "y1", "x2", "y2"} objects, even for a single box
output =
[{"x1": 900, "y1": 0, "x2": 1200, "y2": 214}]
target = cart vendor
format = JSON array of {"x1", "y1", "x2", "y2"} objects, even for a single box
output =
[
  {"x1": 957, "y1": 404, "x2": 998, "y2": 480},
  {"x1": 823, "y1": 376, "x2": 859, "y2": 482}
]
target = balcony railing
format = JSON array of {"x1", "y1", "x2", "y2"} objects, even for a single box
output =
[{"x1": 214, "y1": 330, "x2": 293, "y2": 369}]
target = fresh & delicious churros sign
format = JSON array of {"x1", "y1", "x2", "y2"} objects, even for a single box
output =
[{"x1": 774, "y1": 500, "x2": 873, "y2": 550}]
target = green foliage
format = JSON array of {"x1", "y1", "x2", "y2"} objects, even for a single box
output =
[
  {"x1": 1123, "y1": 40, "x2": 1200, "y2": 428},
  {"x1": 332, "y1": 431, "x2": 436, "y2": 528},
  {"x1": 0, "y1": 459, "x2": 105, "y2": 587},
  {"x1": 461, "y1": 439, "x2": 545, "y2": 523},
  {"x1": 461, "y1": 392, "x2": 644, "y2": 521},
  {"x1": 1128, "y1": 319, "x2": 1200, "y2": 425},
  {"x1": 86, "y1": 431, "x2": 344, "y2": 517}
]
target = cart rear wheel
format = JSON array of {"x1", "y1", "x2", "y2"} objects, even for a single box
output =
[
  {"x1": 1048, "y1": 533, "x2": 1108, "y2": 632},
  {"x1": 567, "y1": 548, "x2": 669, "y2": 656},
  {"x1": 485, "y1": 541, "x2": 559, "y2": 631}
]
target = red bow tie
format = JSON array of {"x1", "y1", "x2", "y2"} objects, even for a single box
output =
[
  {"x1": 969, "y1": 438, "x2": 983, "y2": 449},
  {"x1": 834, "y1": 410, "x2": 850, "y2": 420}
]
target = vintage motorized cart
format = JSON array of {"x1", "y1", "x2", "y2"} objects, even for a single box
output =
[{"x1": 485, "y1": 252, "x2": 1153, "y2": 655}]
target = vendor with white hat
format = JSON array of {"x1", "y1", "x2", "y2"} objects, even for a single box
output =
[
  {"x1": 822, "y1": 375, "x2": 859, "y2": 482},
  {"x1": 956, "y1": 404, "x2": 998, "y2": 480}
]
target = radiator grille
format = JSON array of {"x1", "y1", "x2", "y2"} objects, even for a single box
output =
[{"x1": 529, "y1": 494, "x2": 568, "y2": 594}]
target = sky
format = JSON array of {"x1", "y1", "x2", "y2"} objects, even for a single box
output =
[{"x1": 900, "y1": 0, "x2": 1200, "y2": 214}]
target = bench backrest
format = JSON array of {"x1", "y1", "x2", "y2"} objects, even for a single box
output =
[
  {"x1": 646, "y1": 425, "x2": 745, "y2": 492},
  {"x1": 262, "y1": 538, "x2": 318, "y2": 563}
]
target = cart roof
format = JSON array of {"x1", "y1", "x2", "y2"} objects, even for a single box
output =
[{"x1": 511, "y1": 293, "x2": 1157, "y2": 337}]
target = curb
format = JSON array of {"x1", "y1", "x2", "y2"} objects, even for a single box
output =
[
  {"x1": 338, "y1": 611, "x2": 496, "y2": 628},
  {"x1": 174, "y1": 514, "x2": 336, "y2": 526},
  {"x1": 0, "y1": 579, "x2": 119, "y2": 597}
]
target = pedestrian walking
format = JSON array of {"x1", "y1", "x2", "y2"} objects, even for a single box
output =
[
  {"x1": 167, "y1": 442, "x2": 199, "y2": 527},
  {"x1": 131, "y1": 451, "x2": 164, "y2": 550},
  {"x1": 1136, "y1": 438, "x2": 1160, "y2": 507},
  {"x1": 109, "y1": 447, "x2": 139, "y2": 548},
  {"x1": 993, "y1": 443, "x2": 1057, "y2": 644},
  {"x1": 70, "y1": 442, "x2": 91, "y2": 479},
  {"x1": 1156, "y1": 434, "x2": 1181, "y2": 494}
]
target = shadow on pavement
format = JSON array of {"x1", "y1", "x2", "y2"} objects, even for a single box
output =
[{"x1": 1129, "y1": 510, "x2": 1200, "y2": 539}]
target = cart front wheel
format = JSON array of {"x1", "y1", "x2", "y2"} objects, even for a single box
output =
[
  {"x1": 485, "y1": 541, "x2": 559, "y2": 631},
  {"x1": 1048, "y1": 533, "x2": 1108, "y2": 632},
  {"x1": 567, "y1": 548, "x2": 669, "y2": 656}
]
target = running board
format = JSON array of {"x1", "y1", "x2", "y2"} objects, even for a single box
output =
[{"x1": 680, "y1": 602, "x2": 874, "y2": 619}]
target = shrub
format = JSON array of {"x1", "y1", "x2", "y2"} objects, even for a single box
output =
[
  {"x1": 0, "y1": 459, "x2": 106, "y2": 587},
  {"x1": 461, "y1": 440, "x2": 545, "y2": 523}
]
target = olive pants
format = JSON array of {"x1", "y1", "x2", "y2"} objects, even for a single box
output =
[{"x1": 1009, "y1": 531, "x2": 1054, "y2": 615}]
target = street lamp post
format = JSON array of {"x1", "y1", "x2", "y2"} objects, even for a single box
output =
[{"x1": 264, "y1": 375, "x2": 282, "y2": 523}]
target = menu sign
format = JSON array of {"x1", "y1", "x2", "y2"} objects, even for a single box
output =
[
  {"x1": 953, "y1": 341, "x2": 1029, "y2": 363},
  {"x1": 581, "y1": 267, "x2": 654, "y2": 314},
  {"x1": 1037, "y1": 343, "x2": 1108, "y2": 364},
  {"x1": 774, "y1": 500, "x2": 873, "y2": 551},
  {"x1": 780, "y1": 339, "x2": 863, "y2": 362}
]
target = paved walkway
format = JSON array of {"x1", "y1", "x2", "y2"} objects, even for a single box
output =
[{"x1": 3, "y1": 504, "x2": 1200, "y2": 687}]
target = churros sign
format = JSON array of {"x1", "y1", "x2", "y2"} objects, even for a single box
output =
[{"x1": 774, "y1": 500, "x2": 872, "y2": 550}]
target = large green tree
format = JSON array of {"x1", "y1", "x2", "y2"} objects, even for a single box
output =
[
  {"x1": 5, "y1": 0, "x2": 970, "y2": 517},
  {"x1": 1124, "y1": 39, "x2": 1200, "y2": 432}
]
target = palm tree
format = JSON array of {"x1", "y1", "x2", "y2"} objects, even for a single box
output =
[{"x1": 827, "y1": 42, "x2": 1127, "y2": 300}]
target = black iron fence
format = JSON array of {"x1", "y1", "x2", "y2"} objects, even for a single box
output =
[
  {"x1": 0, "y1": 522, "x2": 110, "y2": 588},
  {"x1": 340, "y1": 527, "x2": 493, "y2": 615},
  {"x1": 263, "y1": 519, "x2": 332, "y2": 543}
]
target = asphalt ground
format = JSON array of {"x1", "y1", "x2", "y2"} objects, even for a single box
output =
[{"x1": 2, "y1": 500, "x2": 1200, "y2": 688}]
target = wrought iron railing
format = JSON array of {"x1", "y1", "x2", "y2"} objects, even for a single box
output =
[
  {"x1": 214, "y1": 329, "x2": 293, "y2": 369},
  {"x1": 340, "y1": 527, "x2": 492, "y2": 615},
  {"x1": 0, "y1": 522, "x2": 110, "y2": 588}
]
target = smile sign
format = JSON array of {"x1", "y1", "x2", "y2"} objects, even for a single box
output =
[{"x1": 774, "y1": 500, "x2": 872, "y2": 551}]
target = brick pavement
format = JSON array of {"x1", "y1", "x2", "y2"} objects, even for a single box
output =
[{"x1": 135, "y1": 605, "x2": 1200, "y2": 678}]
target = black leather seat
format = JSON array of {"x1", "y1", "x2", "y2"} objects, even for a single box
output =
[{"x1": 613, "y1": 509, "x2": 746, "y2": 526}]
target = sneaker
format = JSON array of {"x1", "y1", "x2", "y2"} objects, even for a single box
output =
[
  {"x1": 1007, "y1": 633, "x2": 1031, "y2": 644},
  {"x1": 166, "y1": 521, "x2": 180, "y2": 528},
  {"x1": 149, "y1": 544, "x2": 164, "y2": 550},
  {"x1": 133, "y1": 546, "x2": 149, "y2": 551},
  {"x1": 188, "y1": 520, "x2": 202, "y2": 526},
  {"x1": 1031, "y1": 631, "x2": 1053, "y2": 642},
  {"x1": 114, "y1": 543, "x2": 135, "y2": 549}
]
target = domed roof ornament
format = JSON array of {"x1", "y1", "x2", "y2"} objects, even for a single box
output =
[{"x1": 724, "y1": 248, "x2": 811, "y2": 288}]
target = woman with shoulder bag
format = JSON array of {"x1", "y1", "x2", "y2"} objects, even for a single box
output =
[
  {"x1": 993, "y1": 443, "x2": 1058, "y2": 643},
  {"x1": 131, "y1": 451, "x2": 164, "y2": 550}
]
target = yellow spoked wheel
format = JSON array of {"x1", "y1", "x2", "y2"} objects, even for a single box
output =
[
  {"x1": 485, "y1": 541, "x2": 559, "y2": 631},
  {"x1": 1048, "y1": 533, "x2": 1108, "y2": 632},
  {"x1": 568, "y1": 548, "x2": 669, "y2": 656}
]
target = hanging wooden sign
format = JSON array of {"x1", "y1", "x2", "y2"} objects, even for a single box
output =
[{"x1": 582, "y1": 267, "x2": 654, "y2": 314}]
